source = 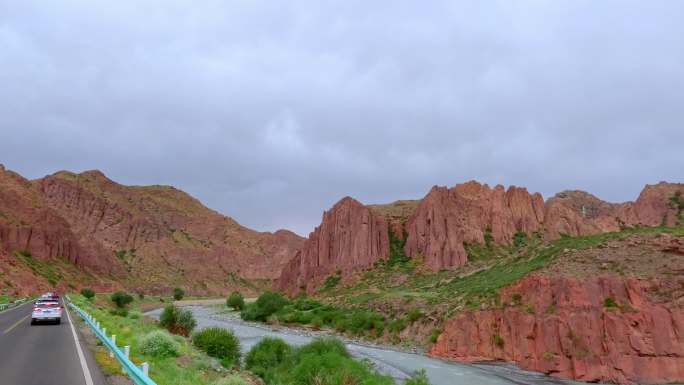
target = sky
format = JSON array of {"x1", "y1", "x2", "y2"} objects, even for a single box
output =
[{"x1": 1, "y1": 1, "x2": 683, "y2": 236}]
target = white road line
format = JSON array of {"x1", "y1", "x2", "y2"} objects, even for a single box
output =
[{"x1": 65, "y1": 305, "x2": 95, "y2": 385}]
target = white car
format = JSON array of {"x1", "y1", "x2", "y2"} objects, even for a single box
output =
[{"x1": 31, "y1": 301, "x2": 62, "y2": 325}]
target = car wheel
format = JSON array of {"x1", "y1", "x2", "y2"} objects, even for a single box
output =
[
  {"x1": 55, "y1": 318, "x2": 61, "y2": 325},
  {"x1": 30, "y1": 319, "x2": 35, "y2": 325}
]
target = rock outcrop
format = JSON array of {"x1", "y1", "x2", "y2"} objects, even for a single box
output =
[
  {"x1": 404, "y1": 182, "x2": 545, "y2": 269},
  {"x1": 277, "y1": 197, "x2": 389, "y2": 294},
  {"x1": 405, "y1": 181, "x2": 683, "y2": 269},
  {"x1": 430, "y1": 274, "x2": 684, "y2": 384}
]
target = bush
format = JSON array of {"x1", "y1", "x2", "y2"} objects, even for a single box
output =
[
  {"x1": 388, "y1": 318, "x2": 407, "y2": 333},
  {"x1": 297, "y1": 337, "x2": 349, "y2": 358},
  {"x1": 173, "y1": 287, "x2": 185, "y2": 301},
  {"x1": 80, "y1": 288, "x2": 95, "y2": 300},
  {"x1": 604, "y1": 297, "x2": 619, "y2": 309},
  {"x1": 109, "y1": 308, "x2": 129, "y2": 317},
  {"x1": 429, "y1": 328, "x2": 440, "y2": 344},
  {"x1": 110, "y1": 291, "x2": 133, "y2": 308},
  {"x1": 406, "y1": 369, "x2": 430, "y2": 385},
  {"x1": 244, "y1": 337, "x2": 398, "y2": 385},
  {"x1": 492, "y1": 334, "x2": 505, "y2": 348},
  {"x1": 241, "y1": 291, "x2": 289, "y2": 322},
  {"x1": 159, "y1": 304, "x2": 197, "y2": 336},
  {"x1": 192, "y1": 327, "x2": 241, "y2": 368},
  {"x1": 212, "y1": 376, "x2": 249, "y2": 385},
  {"x1": 245, "y1": 337, "x2": 291, "y2": 378},
  {"x1": 139, "y1": 330, "x2": 180, "y2": 357},
  {"x1": 407, "y1": 308, "x2": 423, "y2": 322},
  {"x1": 227, "y1": 292, "x2": 245, "y2": 310}
]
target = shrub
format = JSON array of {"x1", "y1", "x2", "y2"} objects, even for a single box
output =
[
  {"x1": 139, "y1": 330, "x2": 180, "y2": 357},
  {"x1": 138, "y1": 293, "x2": 145, "y2": 300},
  {"x1": 128, "y1": 310, "x2": 141, "y2": 319},
  {"x1": 173, "y1": 287, "x2": 185, "y2": 301},
  {"x1": 245, "y1": 337, "x2": 291, "y2": 378},
  {"x1": 110, "y1": 291, "x2": 133, "y2": 308},
  {"x1": 604, "y1": 297, "x2": 619, "y2": 309},
  {"x1": 388, "y1": 318, "x2": 407, "y2": 333},
  {"x1": 429, "y1": 329, "x2": 441, "y2": 344},
  {"x1": 492, "y1": 334, "x2": 505, "y2": 348},
  {"x1": 297, "y1": 338, "x2": 349, "y2": 358},
  {"x1": 227, "y1": 292, "x2": 245, "y2": 310},
  {"x1": 407, "y1": 308, "x2": 423, "y2": 322},
  {"x1": 159, "y1": 304, "x2": 197, "y2": 336},
  {"x1": 212, "y1": 376, "x2": 249, "y2": 385},
  {"x1": 406, "y1": 369, "x2": 430, "y2": 385},
  {"x1": 109, "y1": 308, "x2": 129, "y2": 317},
  {"x1": 293, "y1": 296, "x2": 322, "y2": 311},
  {"x1": 321, "y1": 274, "x2": 341, "y2": 291},
  {"x1": 241, "y1": 291, "x2": 289, "y2": 322},
  {"x1": 193, "y1": 327, "x2": 241, "y2": 368},
  {"x1": 80, "y1": 288, "x2": 95, "y2": 300}
]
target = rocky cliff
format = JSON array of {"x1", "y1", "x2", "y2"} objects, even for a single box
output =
[
  {"x1": 405, "y1": 182, "x2": 545, "y2": 269},
  {"x1": 406, "y1": 181, "x2": 682, "y2": 269},
  {"x1": 0, "y1": 165, "x2": 304, "y2": 295},
  {"x1": 277, "y1": 197, "x2": 389, "y2": 294},
  {"x1": 278, "y1": 181, "x2": 682, "y2": 292},
  {"x1": 430, "y1": 273, "x2": 684, "y2": 384}
]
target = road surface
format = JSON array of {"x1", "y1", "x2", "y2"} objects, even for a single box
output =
[{"x1": 0, "y1": 300, "x2": 106, "y2": 385}]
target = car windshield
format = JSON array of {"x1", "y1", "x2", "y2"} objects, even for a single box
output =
[{"x1": 37, "y1": 302, "x2": 59, "y2": 308}]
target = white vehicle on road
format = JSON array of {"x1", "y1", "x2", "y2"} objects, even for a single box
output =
[{"x1": 31, "y1": 300, "x2": 62, "y2": 325}]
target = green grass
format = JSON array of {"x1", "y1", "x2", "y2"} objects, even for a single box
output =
[{"x1": 68, "y1": 294, "x2": 250, "y2": 385}]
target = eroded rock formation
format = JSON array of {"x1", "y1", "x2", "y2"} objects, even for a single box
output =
[
  {"x1": 277, "y1": 197, "x2": 389, "y2": 294},
  {"x1": 430, "y1": 274, "x2": 684, "y2": 384},
  {"x1": 0, "y1": 165, "x2": 304, "y2": 295}
]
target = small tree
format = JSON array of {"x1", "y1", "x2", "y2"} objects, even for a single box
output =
[
  {"x1": 227, "y1": 291, "x2": 245, "y2": 310},
  {"x1": 111, "y1": 291, "x2": 133, "y2": 308},
  {"x1": 80, "y1": 288, "x2": 95, "y2": 300},
  {"x1": 173, "y1": 287, "x2": 185, "y2": 301}
]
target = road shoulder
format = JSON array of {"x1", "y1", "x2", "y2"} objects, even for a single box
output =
[{"x1": 67, "y1": 306, "x2": 126, "y2": 385}]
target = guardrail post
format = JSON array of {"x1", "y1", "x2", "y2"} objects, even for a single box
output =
[
  {"x1": 110, "y1": 335, "x2": 116, "y2": 358},
  {"x1": 141, "y1": 362, "x2": 149, "y2": 377},
  {"x1": 123, "y1": 346, "x2": 130, "y2": 374}
]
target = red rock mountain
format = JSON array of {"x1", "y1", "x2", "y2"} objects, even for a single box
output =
[
  {"x1": 0, "y1": 165, "x2": 304, "y2": 295},
  {"x1": 278, "y1": 180, "x2": 683, "y2": 292},
  {"x1": 277, "y1": 197, "x2": 388, "y2": 293},
  {"x1": 431, "y1": 273, "x2": 684, "y2": 384}
]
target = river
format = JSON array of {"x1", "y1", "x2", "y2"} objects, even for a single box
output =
[{"x1": 147, "y1": 306, "x2": 586, "y2": 385}]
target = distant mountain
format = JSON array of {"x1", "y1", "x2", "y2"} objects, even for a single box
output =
[{"x1": 0, "y1": 165, "x2": 304, "y2": 296}]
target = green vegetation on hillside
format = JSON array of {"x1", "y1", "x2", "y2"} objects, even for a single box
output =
[{"x1": 321, "y1": 225, "x2": 684, "y2": 317}]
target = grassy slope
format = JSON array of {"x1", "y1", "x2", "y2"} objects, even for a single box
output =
[{"x1": 69, "y1": 294, "x2": 253, "y2": 385}]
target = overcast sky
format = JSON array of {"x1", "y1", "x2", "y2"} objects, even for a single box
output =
[{"x1": 1, "y1": 1, "x2": 682, "y2": 235}]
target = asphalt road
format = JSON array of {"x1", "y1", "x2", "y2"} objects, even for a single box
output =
[{"x1": 0, "y1": 300, "x2": 107, "y2": 385}]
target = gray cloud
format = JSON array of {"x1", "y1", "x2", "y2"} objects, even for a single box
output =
[{"x1": 1, "y1": 0, "x2": 683, "y2": 235}]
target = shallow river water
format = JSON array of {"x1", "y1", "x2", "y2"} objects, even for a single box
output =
[{"x1": 147, "y1": 306, "x2": 587, "y2": 385}]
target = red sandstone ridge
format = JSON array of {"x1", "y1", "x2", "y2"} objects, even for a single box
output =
[
  {"x1": 405, "y1": 181, "x2": 683, "y2": 270},
  {"x1": 277, "y1": 197, "x2": 389, "y2": 294},
  {"x1": 405, "y1": 182, "x2": 545, "y2": 269},
  {"x1": 430, "y1": 274, "x2": 684, "y2": 384},
  {"x1": 0, "y1": 165, "x2": 304, "y2": 296},
  {"x1": 277, "y1": 181, "x2": 682, "y2": 291}
]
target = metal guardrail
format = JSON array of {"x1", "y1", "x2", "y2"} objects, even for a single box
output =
[
  {"x1": 66, "y1": 298, "x2": 157, "y2": 385},
  {"x1": 0, "y1": 297, "x2": 28, "y2": 311}
]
